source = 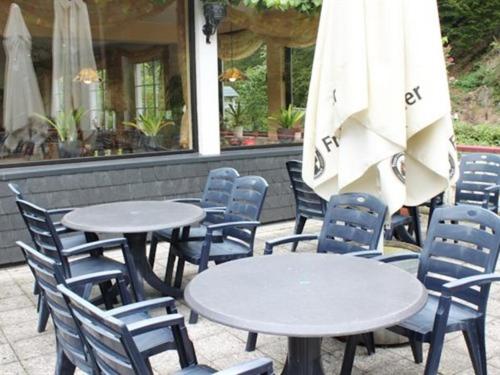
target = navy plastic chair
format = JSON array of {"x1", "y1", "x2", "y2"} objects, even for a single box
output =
[
  {"x1": 16, "y1": 198, "x2": 142, "y2": 329},
  {"x1": 148, "y1": 167, "x2": 240, "y2": 268},
  {"x1": 19, "y1": 240, "x2": 192, "y2": 375},
  {"x1": 286, "y1": 160, "x2": 327, "y2": 251},
  {"x1": 264, "y1": 192, "x2": 387, "y2": 256},
  {"x1": 455, "y1": 153, "x2": 500, "y2": 213},
  {"x1": 385, "y1": 206, "x2": 423, "y2": 247},
  {"x1": 59, "y1": 274, "x2": 274, "y2": 375},
  {"x1": 247, "y1": 193, "x2": 387, "y2": 352},
  {"x1": 171, "y1": 176, "x2": 268, "y2": 323},
  {"x1": 343, "y1": 205, "x2": 500, "y2": 375}
]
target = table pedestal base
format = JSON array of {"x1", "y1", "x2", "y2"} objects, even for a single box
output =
[
  {"x1": 282, "y1": 337, "x2": 324, "y2": 375},
  {"x1": 125, "y1": 233, "x2": 181, "y2": 298}
]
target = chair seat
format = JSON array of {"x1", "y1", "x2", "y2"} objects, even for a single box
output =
[
  {"x1": 174, "y1": 240, "x2": 251, "y2": 264},
  {"x1": 69, "y1": 256, "x2": 127, "y2": 277},
  {"x1": 155, "y1": 226, "x2": 223, "y2": 242},
  {"x1": 121, "y1": 312, "x2": 175, "y2": 357},
  {"x1": 60, "y1": 232, "x2": 88, "y2": 249},
  {"x1": 175, "y1": 364, "x2": 217, "y2": 374},
  {"x1": 393, "y1": 294, "x2": 482, "y2": 340}
]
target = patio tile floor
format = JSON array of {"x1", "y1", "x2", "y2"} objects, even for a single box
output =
[{"x1": 0, "y1": 219, "x2": 500, "y2": 374}]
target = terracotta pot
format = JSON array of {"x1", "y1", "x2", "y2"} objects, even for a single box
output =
[{"x1": 277, "y1": 128, "x2": 295, "y2": 142}]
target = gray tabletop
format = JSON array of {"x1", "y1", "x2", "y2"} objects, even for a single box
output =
[
  {"x1": 185, "y1": 253, "x2": 427, "y2": 337},
  {"x1": 62, "y1": 201, "x2": 205, "y2": 234}
]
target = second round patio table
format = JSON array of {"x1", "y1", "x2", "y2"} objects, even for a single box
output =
[
  {"x1": 62, "y1": 200, "x2": 205, "y2": 298},
  {"x1": 185, "y1": 253, "x2": 427, "y2": 375}
]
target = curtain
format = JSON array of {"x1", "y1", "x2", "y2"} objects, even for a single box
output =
[{"x1": 0, "y1": 0, "x2": 176, "y2": 32}]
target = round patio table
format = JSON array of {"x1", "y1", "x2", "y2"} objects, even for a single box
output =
[
  {"x1": 185, "y1": 253, "x2": 427, "y2": 375},
  {"x1": 62, "y1": 201, "x2": 205, "y2": 298}
]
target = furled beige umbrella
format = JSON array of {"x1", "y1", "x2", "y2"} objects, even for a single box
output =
[
  {"x1": 2, "y1": 3, "x2": 47, "y2": 152},
  {"x1": 303, "y1": 0, "x2": 457, "y2": 215}
]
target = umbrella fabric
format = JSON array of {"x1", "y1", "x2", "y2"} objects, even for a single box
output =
[
  {"x1": 2, "y1": 3, "x2": 47, "y2": 151},
  {"x1": 51, "y1": 0, "x2": 97, "y2": 139},
  {"x1": 303, "y1": 0, "x2": 456, "y2": 214}
]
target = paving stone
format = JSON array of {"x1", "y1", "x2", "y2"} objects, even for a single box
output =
[
  {"x1": 0, "y1": 307, "x2": 38, "y2": 326},
  {"x1": 12, "y1": 335, "x2": 56, "y2": 360},
  {"x1": 0, "y1": 296, "x2": 34, "y2": 313},
  {"x1": 0, "y1": 361, "x2": 26, "y2": 374},
  {"x1": 20, "y1": 353, "x2": 56, "y2": 374},
  {"x1": 193, "y1": 332, "x2": 246, "y2": 361},
  {"x1": 0, "y1": 343, "x2": 17, "y2": 365},
  {"x1": 2, "y1": 320, "x2": 50, "y2": 344}
]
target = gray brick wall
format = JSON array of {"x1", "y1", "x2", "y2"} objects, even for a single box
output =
[{"x1": 0, "y1": 147, "x2": 301, "y2": 265}]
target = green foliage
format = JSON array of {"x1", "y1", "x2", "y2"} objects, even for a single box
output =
[
  {"x1": 454, "y1": 121, "x2": 500, "y2": 146},
  {"x1": 230, "y1": 45, "x2": 269, "y2": 131},
  {"x1": 290, "y1": 46, "x2": 315, "y2": 108},
  {"x1": 124, "y1": 113, "x2": 173, "y2": 137},
  {"x1": 225, "y1": 101, "x2": 246, "y2": 129},
  {"x1": 438, "y1": 0, "x2": 500, "y2": 59},
  {"x1": 452, "y1": 40, "x2": 500, "y2": 104},
  {"x1": 35, "y1": 109, "x2": 85, "y2": 142},
  {"x1": 240, "y1": 0, "x2": 321, "y2": 13},
  {"x1": 269, "y1": 104, "x2": 305, "y2": 129}
]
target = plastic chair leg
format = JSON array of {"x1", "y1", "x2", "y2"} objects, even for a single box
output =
[
  {"x1": 340, "y1": 335, "x2": 359, "y2": 375},
  {"x1": 164, "y1": 251, "x2": 176, "y2": 286},
  {"x1": 424, "y1": 329, "x2": 446, "y2": 375},
  {"x1": 148, "y1": 234, "x2": 159, "y2": 268},
  {"x1": 174, "y1": 259, "x2": 185, "y2": 289},
  {"x1": 246, "y1": 332, "x2": 258, "y2": 352},
  {"x1": 361, "y1": 333, "x2": 375, "y2": 355},
  {"x1": 476, "y1": 319, "x2": 487, "y2": 375},
  {"x1": 291, "y1": 215, "x2": 307, "y2": 252},
  {"x1": 37, "y1": 295, "x2": 50, "y2": 333},
  {"x1": 463, "y1": 325, "x2": 484, "y2": 375},
  {"x1": 410, "y1": 338, "x2": 423, "y2": 364},
  {"x1": 55, "y1": 343, "x2": 76, "y2": 375},
  {"x1": 189, "y1": 310, "x2": 199, "y2": 324}
]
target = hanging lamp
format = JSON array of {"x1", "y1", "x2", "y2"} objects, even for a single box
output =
[{"x1": 219, "y1": 26, "x2": 246, "y2": 82}]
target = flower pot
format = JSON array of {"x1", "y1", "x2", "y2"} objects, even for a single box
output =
[
  {"x1": 233, "y1": 126, "x2": 244, "y2": 139},
  {"x1": 58, "y1": 140, "x2": 80, "y2": 158},
  {"x1": 141, "y1": 135, "x2": 163, "y2": 151},
  {"x1": 242, "y1": 136, "x2": 256, "y2": 146},
  {"x1": 277, "y1": 128, "x2": 295, "y2": 142}
]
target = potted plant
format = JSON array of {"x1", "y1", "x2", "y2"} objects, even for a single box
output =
[
  {"x1": 226, "y1": 101, "x2": 245, "y2": 138},
  {"x1": 35, "y1": 109, "x2": 84, "y2": 158},
  {"x1": 124, "y1": 112, "x2": 174, "y2": 151},
  {"x1": 269, "y1": 104, "x2": 305, "y2": 142}
]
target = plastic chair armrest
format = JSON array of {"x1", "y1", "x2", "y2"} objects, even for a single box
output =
[
  {"x1": 485, "y1": 185, "x2": 500, "y2": 193},
  {"x1": 264, "y1": 234, "x2": 318, "y2": 255},
  {"x1": 345, "y1": 250, "x2": 383, "y2": 258},
  {"x1": 169, "y1": 198, "x2": 202, "y2": 204},
  {"x1": 61, "y1": 238, "x2": 126, "y2": 257},
  {"x1": 47, "y1": 207, "x2": 76, "y2": 215},
  {"x1": 127, "y1": 314, "x2": 185, "y2": 336},
  {"x1": 207, "y1": 221, "x2": 260, "y2": 231},
  {"x1": 216, "y1": 358, "x2": 274, "y2": 375},
  {"x1": 105, "y1": 297, "x2": 176, "y2": 318},
  {"x1": 374, "y1": 253, "x2": 420, "y2": 263},
  {"x1": 443, "y1": 273, "x2": 500, "y2": 295}
]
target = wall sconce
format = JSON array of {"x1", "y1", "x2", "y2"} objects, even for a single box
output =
[{"x1": 202, "y1": 3, "x2": 227, "y2": 44}]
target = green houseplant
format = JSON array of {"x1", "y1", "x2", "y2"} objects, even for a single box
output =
[
  {"x1": 35, "y1": 109, "x2": 85, "y2": 158},
  {"x1": 124, "y1": 112, "x2": 174, "y2": 151},
  {"x1": 226, "y1": 101, "x2": 246, "y2": 138},
  {"x1": 269, "y1": 104, "x2": 305, "y2": 141}
]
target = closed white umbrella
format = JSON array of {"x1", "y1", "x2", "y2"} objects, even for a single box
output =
[
  {"x1": 303, "y1": 0, "x2": 457, "y2": 214},
  {"x1": 2, "y1": 3, "x2": 47, "y2": 152},
  {"x1": 51, "y1": 0, "x2": 98, "y2": 139}
]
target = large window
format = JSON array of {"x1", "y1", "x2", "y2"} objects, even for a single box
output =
[
  {"x1": 0, "y1": 0, "x2": 192, "y2": 165},
  {"x1": 217, "y1": 12, "x2": 317, "y2": 149}
]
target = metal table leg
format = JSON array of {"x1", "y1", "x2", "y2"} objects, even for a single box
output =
[
  {"x1": 282, "y1": 337, "x2": 324, "y2": 375},
  {"x1": 124, "y1": 232, "x2": 182, "y2": 298}
]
